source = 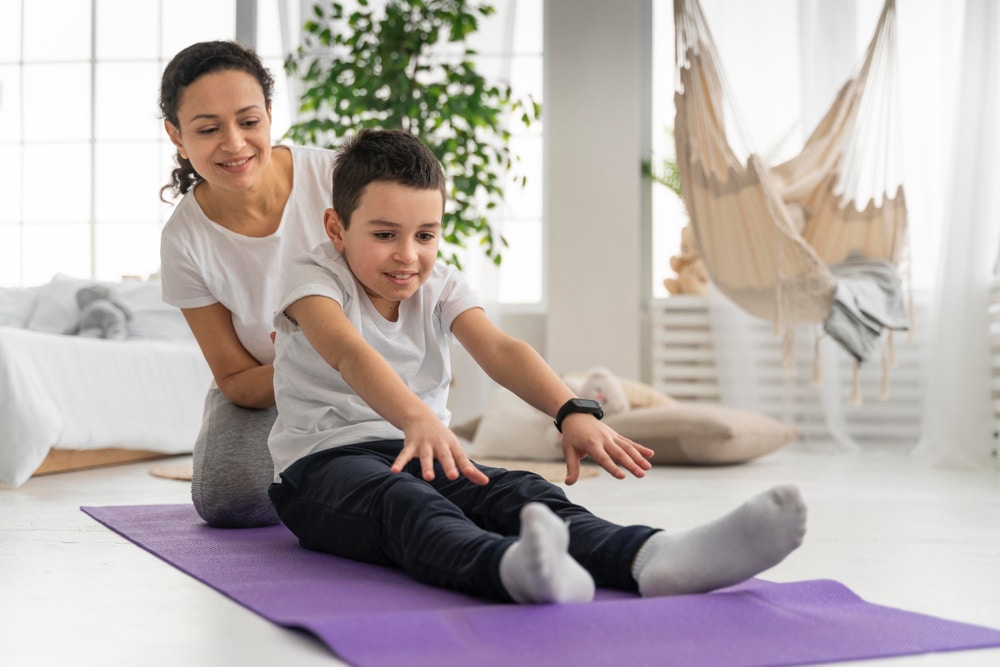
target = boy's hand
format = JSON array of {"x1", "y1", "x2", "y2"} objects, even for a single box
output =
[
  {"x1": 559, "y1": 415, "x2": 654, "y2": 485},
  {"x1": 391, "y1": 419, "x2": 489, "y2": 486}
]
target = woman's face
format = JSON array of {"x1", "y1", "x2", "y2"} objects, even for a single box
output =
[{"x1": 164, "y1": 69, "x2": 273, "y2": 193}]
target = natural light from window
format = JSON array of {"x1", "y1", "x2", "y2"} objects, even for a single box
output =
[
  {"x1": 0, "y1": 0, "x2": 543, "y2": 305},
  {"x1": 650, "y1": 0, "x2": 962, "y2": 298}
]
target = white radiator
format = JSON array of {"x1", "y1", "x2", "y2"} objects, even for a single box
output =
[{"x1": 650, "y1": 295, "x2": 927, "y2": 447}]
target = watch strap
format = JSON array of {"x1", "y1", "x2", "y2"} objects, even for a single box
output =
[{"x1": 554, "y1": 398, "x2": 604, "y2": 433}]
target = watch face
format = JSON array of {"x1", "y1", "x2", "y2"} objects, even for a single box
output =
[{"x1": 570, "y1": 398, "x2": 602, "y2": 410}]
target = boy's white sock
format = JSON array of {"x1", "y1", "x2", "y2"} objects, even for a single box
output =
[
  {"x1": 632, "y1": 484, "x2": 807, "y2": 597},
  {"x1": 499, "y1": 503, "x2": 595, "y2": 604}
]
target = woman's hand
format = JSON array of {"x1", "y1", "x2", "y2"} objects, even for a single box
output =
[{"x1": 558, "y1": 415, "x2": 654, "y2": 485}]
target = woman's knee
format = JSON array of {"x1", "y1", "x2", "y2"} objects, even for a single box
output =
[
  {"x1": 191, "y1": 390, "x2": 278, "y2": 527},
  {"x1": 192, "y1": 475, "x2": 279, "y2": 527}
]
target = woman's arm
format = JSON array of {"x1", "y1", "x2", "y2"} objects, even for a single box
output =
[
  {"x1": 452, "y1": 308, "x2": 652, "y2": 484},
  {"x1": 285, "y1": 295, "x2": 488, "y2": 485},
  {"x1": 182, "y1": 303, "x2": 275, "y2": 409}
]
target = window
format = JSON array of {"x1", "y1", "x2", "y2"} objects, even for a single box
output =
[
  {"x1": 473, "y1": 0, "x2": 544, "y2": 305},
  {"x1": 0, "y1": 0, "x2": 237, "y2": 286},
  {"x1": 650, "y1": 0, "x2": 963, "y2": 296},
  {"x1": 0, "y1": 0, "x2": 543, "y2": 307}
]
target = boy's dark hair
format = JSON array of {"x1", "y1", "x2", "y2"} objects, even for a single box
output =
[
  {"x1": 159, "y1": 40, "x2": 274, "y2": 201},
  {"x1": 332, "y1": 130, "x2": 446, "y2": 228}
]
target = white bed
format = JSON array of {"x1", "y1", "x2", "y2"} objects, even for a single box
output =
[{"x1": 0, "y1": 275, "x2": 213, "y2": 488}]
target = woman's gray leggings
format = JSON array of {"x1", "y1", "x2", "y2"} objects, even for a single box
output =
[{"x1": 190, "y1": 387, "x2": 281, "y2": 527}]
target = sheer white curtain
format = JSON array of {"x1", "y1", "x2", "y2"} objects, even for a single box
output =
[
  {"x1": 708, "y1": 287, "x2": 860, "y2": 451},
  {"x1": 706, "y1": 0, "x2": 860, "y2": 453},
  {"x1": 700, "y1": 0, "x2": 1000, "y2": 465},
  {"x1": 913, "y1": 0, "x2": 1000, "y2": 468}
]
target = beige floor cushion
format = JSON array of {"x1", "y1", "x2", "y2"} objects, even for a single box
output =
[{"x1": 465, "y1": 385, "x2": 798, "y2": 466}]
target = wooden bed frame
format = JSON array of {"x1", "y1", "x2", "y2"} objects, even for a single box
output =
[{"x1": 33, "y1": 448, "x2": 176, "y2": 476}]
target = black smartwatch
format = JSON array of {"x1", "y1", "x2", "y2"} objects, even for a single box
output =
[{"x1": 554, "y1": 398, "x2": 604, "y2": 433}]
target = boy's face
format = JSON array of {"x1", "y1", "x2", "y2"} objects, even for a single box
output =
[{"x1": 325, "y1": 181, "x2": 444, "y2": 319}]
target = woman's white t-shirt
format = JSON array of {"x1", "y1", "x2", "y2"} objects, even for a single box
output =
[
  {"x1": 159, "y1": 145, "x2": 336, "y2": 365},
  {"x1": 268, "y1": 242, "x2": 482, "y2": 478}
]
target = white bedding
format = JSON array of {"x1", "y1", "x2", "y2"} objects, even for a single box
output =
[
  {"x1": 0, "y1": 273, "x2": 216, "y2": 489},
  {"x1": 0, "y1": 328, "x2": 212, "y2": 487}
]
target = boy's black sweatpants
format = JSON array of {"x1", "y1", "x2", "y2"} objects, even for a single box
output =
[{"x1": 268, "y1": 440, "x2": 657, "y2": 602}]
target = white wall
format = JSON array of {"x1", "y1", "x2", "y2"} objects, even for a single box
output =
[
  {"x1": 449, "y1": 0, "x2": 653, "y2": 423},
  {"x1": 448, "y1": 311, "x2": 548, "y2": 424},
  {"x1": 543, "y1": 0, "x2": 650, "y2": 380}
]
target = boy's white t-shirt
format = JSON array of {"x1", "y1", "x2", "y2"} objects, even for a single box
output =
[
  {"x1": 159, "y1": 145, "x2": 336, "y2": 365},
  {"x1": 268, "y1": 242, "x2": 482, "y2": 479}
]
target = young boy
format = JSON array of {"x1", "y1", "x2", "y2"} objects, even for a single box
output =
[{"x1": 267, "y1": 129, "x2": 806, "y2": 604}]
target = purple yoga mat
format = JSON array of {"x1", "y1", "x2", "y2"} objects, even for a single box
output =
[{"x1": 82, "y1": 504, "x2": 1000, "y2": 667}]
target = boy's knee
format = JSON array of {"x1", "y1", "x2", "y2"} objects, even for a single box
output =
[{"x1": 501, "y1": 470, "x2": 569, "y2": 502}]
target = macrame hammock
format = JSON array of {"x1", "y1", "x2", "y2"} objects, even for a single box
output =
[{"x1": 673, "y1": 0, "x2": 911, "y2": 403}]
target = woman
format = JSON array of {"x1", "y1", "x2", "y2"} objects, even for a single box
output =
[{"x1": 159, "y1": 41, "x2": 336, "y2": 527}]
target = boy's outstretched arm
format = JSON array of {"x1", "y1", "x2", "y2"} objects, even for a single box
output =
[
  {"x1": 451, "y1": 308, "x2": 653, "y2": 484},
  {"x1": 284, "y1": 296, "x2": 488, "y2": 485}
]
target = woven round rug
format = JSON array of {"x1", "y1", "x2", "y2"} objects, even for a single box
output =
[{"x1": 149, "y1": 462, "x2": 194, "y2": 481}]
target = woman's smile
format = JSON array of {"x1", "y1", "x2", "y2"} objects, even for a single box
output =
[{"x1": 217, "y1": 154, "x2": 255, "y2": 173}]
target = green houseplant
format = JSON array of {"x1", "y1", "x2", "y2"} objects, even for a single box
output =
[
  {"x1": 642, "y1": 129, "x2": 682, "y2": 199},
  {"x1": 284, "y1": 0, "x2": 540, "y2": 267},
  {"x1": 642, "y1": 156, "x2": 682, "y2": 199}
]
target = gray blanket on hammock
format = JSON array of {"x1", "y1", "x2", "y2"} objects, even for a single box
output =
[{"x1": 823, "y1": 252, "x2": 909, "y2": 363}]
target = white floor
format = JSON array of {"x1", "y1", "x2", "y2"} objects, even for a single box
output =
[{"x1": 2, "y1": 444, "x2": 999, "y2": 667}]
